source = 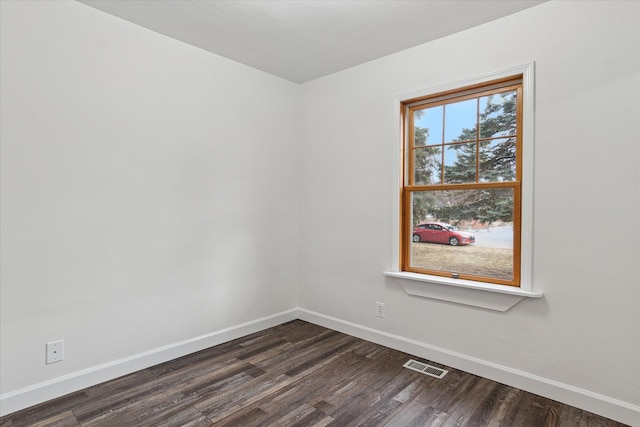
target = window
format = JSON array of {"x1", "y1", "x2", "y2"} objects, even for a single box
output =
[{"x1": 401, "y1": 75, "x2": 523, "y2": 287}]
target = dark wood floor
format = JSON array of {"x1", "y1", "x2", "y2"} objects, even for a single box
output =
[{"x1": 0, "y1": 320, "x2": 628, "y2": 426}]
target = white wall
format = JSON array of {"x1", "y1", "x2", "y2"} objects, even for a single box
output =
[
  {"x1": 298, "y1": 0, "x2": 639, "y2": 422},
  {"x1": 0, "y1": 0, "x2": 299, "y2": 399}
]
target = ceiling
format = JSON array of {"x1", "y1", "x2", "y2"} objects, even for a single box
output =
[{"x1": 79, "y1": 0, "x2": 547, "y2": 84}]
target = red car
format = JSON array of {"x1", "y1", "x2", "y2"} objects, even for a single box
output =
[{"x1": 412, "y1": 222, "x2": 475, "y2": 246}]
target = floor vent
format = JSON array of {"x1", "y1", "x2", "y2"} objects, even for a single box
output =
[{"x1": 403, "y1": 359, "x2": 448, "y2": 379}]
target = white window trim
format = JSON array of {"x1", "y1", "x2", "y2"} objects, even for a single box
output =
[{"x1": 383, "y1": 62, "x2": 542, "y2": 312}]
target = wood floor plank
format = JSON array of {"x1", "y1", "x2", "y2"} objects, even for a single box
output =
[
  {"x1": 164, "y1": 358, "x2": 264, "y2": 397},
  {"x1": 315, "y1": 350, "x2": 409, "y2": 412},
  {"x1": 30, "y1": 411, "x2": 81, "y2": 427},
  {"x1": 80, "y1": 392, "x2": 200, "y2": 427},
  {"x1": 542, "y1": 400, "x2": 565, "y2": 427},
  {"x1": 0, "y1": 390, "x2": 89, "y2": 427},
  {"x1": 344, "y1": 398, "x2": 404, "y2": 427},
  {"x1": 416, "y1": 369, "x2": 483, "y2": 414},
  {"x1": 438, "y1": 377, "x2": 503, "y2": 426},
  {"x1": 0, "y1": 320, "x2": 629, "y2": 427},
  {"x1": 136, "y1": 405, "x2": 212, "y2": 427},
  {"x1": 196, "y1": 372, "x2": 297, "y2": 423},
  {"x1": 212, "y1": 406, "x2": 270, "y2": 427},
  {"x1": 495, "y1": 390, "x2": 554, "y2": 426},
  {"x1": 72, "y1": 378, "x2": 180, "y2": 422},
  {"x1": 382, "y1": 400, "x2": 449, "y2": 427}
]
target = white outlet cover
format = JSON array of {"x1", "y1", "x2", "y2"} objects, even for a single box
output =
[{"x1": 46, "y1": 340, "x2": 64, "y2": 364}]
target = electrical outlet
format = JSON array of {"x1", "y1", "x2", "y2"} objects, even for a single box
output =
[
  {"x1": 376, "y1": 302, "x2": 386, "y2": 318},
  {"x1": 46, "y1": 340, "x2": 64, "y2": 364}
]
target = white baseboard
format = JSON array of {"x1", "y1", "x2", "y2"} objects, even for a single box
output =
[
  {"x1": 0, "y1": 309, "x2": 298, "y2": 417},
  {"x1": 2, "y1": 308, "x2": 638, "y2": 426},
  {"x1": 296, "y1": 308, "x2": 640, "y2": 427}
]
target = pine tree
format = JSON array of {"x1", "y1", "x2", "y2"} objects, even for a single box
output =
[{"x1": 435, "y1": 92, "x2": 517, "y2": 225}]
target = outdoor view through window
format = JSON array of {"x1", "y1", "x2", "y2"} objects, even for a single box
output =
[{"x1": 401, "y1": 76, "x2": 523, "y2": 286}]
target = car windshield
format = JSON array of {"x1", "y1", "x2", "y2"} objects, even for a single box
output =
[{"x1": 444, "y1": 225, "x2": 456, "y2": 231}]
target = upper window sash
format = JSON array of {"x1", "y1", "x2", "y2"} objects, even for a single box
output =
[{"x1": 405, "y1": 80, "x2": 523, "y2": 188}]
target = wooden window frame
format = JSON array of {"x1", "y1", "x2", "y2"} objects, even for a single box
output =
[{"x1": 400, "y1": 76, "x2": 524, "y2": 287}]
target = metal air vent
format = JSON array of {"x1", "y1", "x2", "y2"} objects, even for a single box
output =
[{"x1": 403, "y1": 359, "x2": 448, "y2": 379}]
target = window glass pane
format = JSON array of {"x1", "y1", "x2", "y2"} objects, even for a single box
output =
[
  {"x1": 410, "y1": 188, "x2": 514, "y2": 281},
  {"x1": 479, "y1": 90, "x2": 517, "y2": 139},
  {"x1": 479, "y1": 138, "x2": 516, "y2": 182},
  {"x1": 414, "y1": 146, "x2": 442, "y2": 185},
  {"x1": 444, "y1": 99, "x2": 477, "y2": 142},
  {"x1": 414, "y1": 106, "x2": 443, "y2": 146},
  {"x1": 444, "y1": 143, "x2": 476, "y2": 184}
]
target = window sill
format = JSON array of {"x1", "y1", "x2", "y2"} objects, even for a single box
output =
[{"x1": 382, "y1": 271, "x2": 543, "y2": 312}]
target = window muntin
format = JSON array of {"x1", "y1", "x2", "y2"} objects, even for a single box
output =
[{"x1": 402, "y1": 77, "x2": 523, "y2": 287}]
